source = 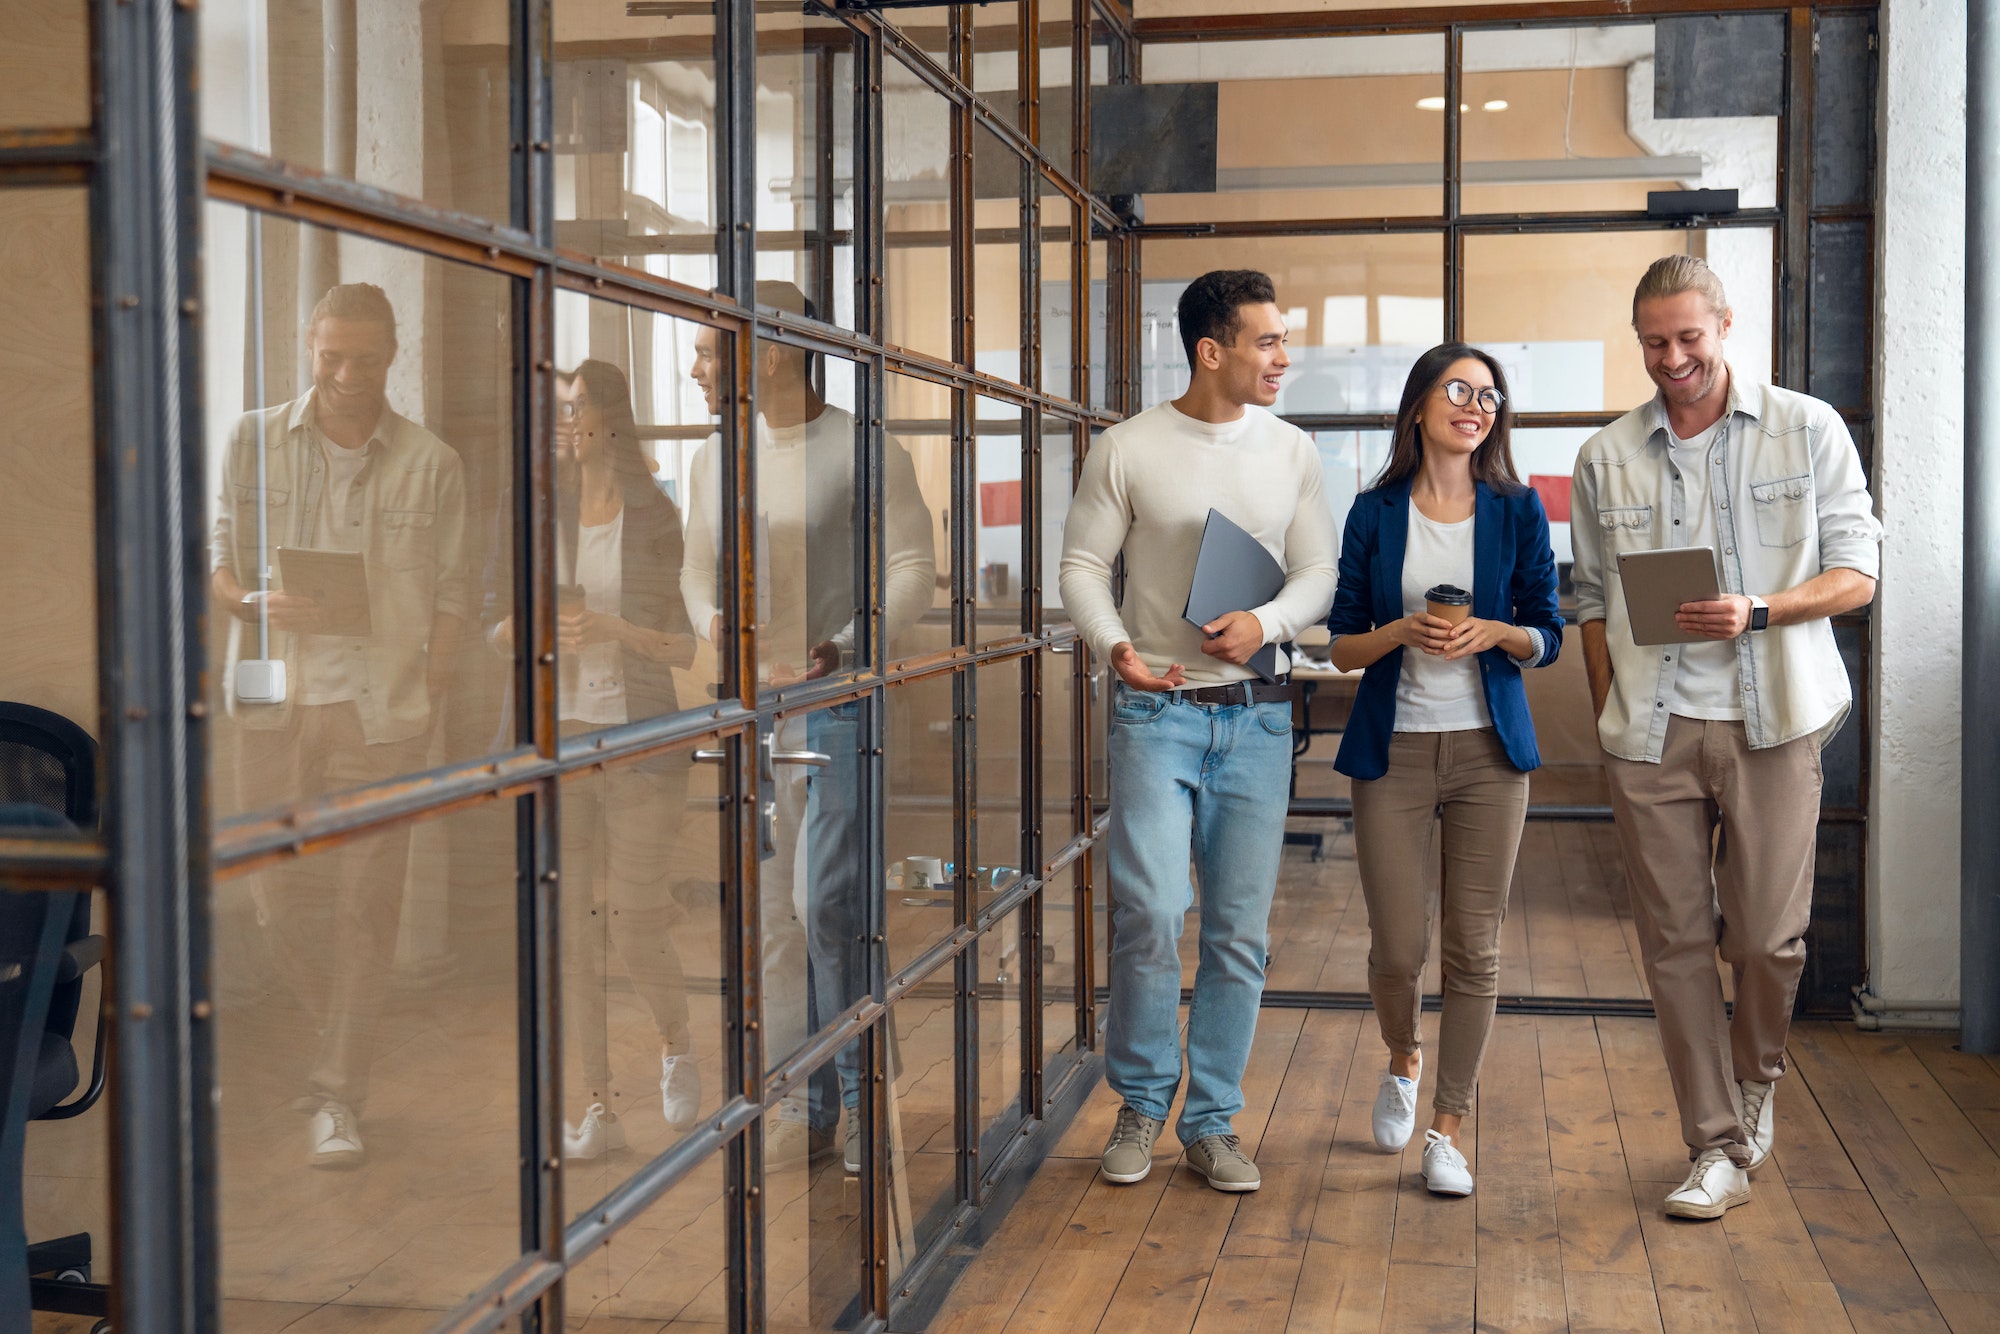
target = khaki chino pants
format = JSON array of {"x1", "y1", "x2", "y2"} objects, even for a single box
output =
[
  {"x1": 239, "y1": 701, "x2": 429, "y2": 1112},
  {"x1": 1603, "y1": 716, "x2": 1820, "y2": 1164},
  {"x1": 1352, "y1": 728, "x2": 1529, "y2": 1117}
]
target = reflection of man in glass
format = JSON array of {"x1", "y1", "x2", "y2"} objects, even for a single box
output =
[
  {"x1": 488, "y1": 360, "x2": 702, "y2": 1160},
  {"x1": 683, "y1": 283, "x2": 933, "y2": 1172},
  {"x1": 209, "y1": 283, "x2": 469, "y2": 1169}
]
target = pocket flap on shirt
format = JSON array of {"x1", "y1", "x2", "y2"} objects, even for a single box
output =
[
  {"x1": 1596, "y1": 504, "x2": 1653, "y2": 530},
  {"x1": 1750, "y1": 473, "x2": 1811, "y2": 505}
]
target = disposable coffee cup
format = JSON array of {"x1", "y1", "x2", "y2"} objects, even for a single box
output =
[{"x1": 1424, "y1": 584, "x2": 1473, "y2": 626}]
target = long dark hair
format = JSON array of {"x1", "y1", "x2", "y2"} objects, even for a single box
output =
[
  {"x1": 1368, "y1": 342, "x2": 1523, "y2": 495},
  {"x1": 563, "y1": 359, "x2": 661, "y2": 502},
  {"x1": 558, "y1": 358, "x2": 670, "y2": 565}
]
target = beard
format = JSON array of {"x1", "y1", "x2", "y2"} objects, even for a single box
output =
[{"x1": 1651, "y1": 358, "x2": 1721, "y2": 405}]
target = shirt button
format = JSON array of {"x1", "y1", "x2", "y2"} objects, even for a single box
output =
[
  {"x1": 1674, "y1": 519, "x2": 1682, "y2": 525},
  {"x1": 1656, "y1": 701, "x2": 1665, "y2": 708},
  {"x1": 1725, "y1": 548, "x2": 1734, "y2": 556},
  {"x1": 1720, "y1": 501, "x2": 1729, "y2": 510}
]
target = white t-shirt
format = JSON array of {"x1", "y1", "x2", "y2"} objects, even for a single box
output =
[
  {"x1": 680, "y1": 405, "x2": 936, "y2": 674},
  {"x1": 1393, "y1": 507, "x2": 1493, "y2": 732},
  {"x1": 1665, "y1": 419, "x2": 1744, "y2": 721},
  {"x1": 299, "y1": 431, "x2": 373, "y2": 707},
  {"x1": 559, "y1": 510, "x2": 629, "y2": 725},
  {"x1": 1057, "y1": 401, "x2": 1338, "y2": 686}
]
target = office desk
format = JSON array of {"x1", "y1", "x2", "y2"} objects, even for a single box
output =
[{"x1": 1286, "y1": 660, "x2": 1360, "y2": 860}]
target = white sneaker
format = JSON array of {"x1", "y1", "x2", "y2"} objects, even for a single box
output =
[
  {"x1": 308, "y1": 1100, "x2": 364, "y2": 1170},
  {"x1": 1372, "y1": 1053, "x2": 1422, "y2": 1152},
  {"x1": 563, "y1": 1103, "x2": 627, "y2": 1160},
  {"x1": 843, "y1": 1114, "x2": 863, "y2": 1176},
  {"x1": 1663, "y1": 1147, "x2": 1751, "y2": 1220},
  {"x1": 1739, "y1": 1079, "x2": 1775, "y2": 1171},
  {"x1": 661, "y1": 1054, "x2": 701, "y2": 1130},
  {"x1": 766, "y1": 1103, "x2": 835, "y2": 1168},
  {"x1": 1421, "y1": 1129, "x2": 1473, "y2": 1196}
]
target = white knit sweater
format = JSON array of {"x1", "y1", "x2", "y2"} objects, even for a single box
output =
[{"x1": 1058, "y1": 401, "x2": 1338, "y2": 686}]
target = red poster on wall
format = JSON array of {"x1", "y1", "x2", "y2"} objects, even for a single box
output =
[
  {"x1": 1530, "y1": 474, "x2": 1572, "y2": 524},
  {"x1": 979, "y1": 479, "x2": 1023, "y2": 527}
]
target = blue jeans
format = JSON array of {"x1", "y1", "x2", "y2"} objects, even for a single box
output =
[
  {"x1": 803, "y1": 703, "x2": 866, "y2": 1129},
  {"x1": 1105, "y1": 682, "x2": 1293, "y2": 1145}
]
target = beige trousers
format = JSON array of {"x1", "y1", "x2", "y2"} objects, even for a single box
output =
[
  {"x1": 1603, "y1": 716, "x2": 1820, "y2": 1164},
  {"x1": 1352, "y1": 728, "x2": 1529, "y2": 1117},
  {"x1": 558, "y1": 736, "x2": 695, "y2": 1106},
  {"x1": 239, "y1": 702, "x2": 429, "y2": 1111}
]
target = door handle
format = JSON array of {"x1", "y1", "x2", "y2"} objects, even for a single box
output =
[
  {"x1": 769, "y1": 749, "x2": 831, "y2": 768},
  {"x1": 692, "y1": 748, "x2": 727, "y2": 764}
]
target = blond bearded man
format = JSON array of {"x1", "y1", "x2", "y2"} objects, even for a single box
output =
[{"x1": 1571, "y1": 257, "x2": 1881, "y2": 1219}]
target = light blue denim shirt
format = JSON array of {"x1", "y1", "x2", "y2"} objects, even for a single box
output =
[{"x1": 1570, "y1": 372, "x2": 1882, "y2": 763}]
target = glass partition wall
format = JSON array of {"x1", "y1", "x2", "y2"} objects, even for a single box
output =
[
  {"x1": 1133, "y1": 7, "x2": 1876, "y2": 1017},
  {"x1": 4, "y1": 2, "x2": 1122, "y2": 1331}
]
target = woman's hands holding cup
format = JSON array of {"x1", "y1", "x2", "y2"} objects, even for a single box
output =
[
  {"x1": 1438, "y1": 617, "x2": 1515, "y2": 661},
  {"x1": 1387, "y1": 612, "x2": 1458, "y2": 656}
]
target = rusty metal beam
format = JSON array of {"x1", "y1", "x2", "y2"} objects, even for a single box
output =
[{"x1": 1134, "y1": 0, "x2": 1876, "y2": 43}]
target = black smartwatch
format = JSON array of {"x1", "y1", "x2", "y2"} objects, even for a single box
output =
[{"x1": 1748, "y1": 596, "x2": 1770, "y2": 632}]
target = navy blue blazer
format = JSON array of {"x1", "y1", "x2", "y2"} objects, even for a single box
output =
[{"x1": 1327, "y1": 479, "x2": 1564, "y2": 780}]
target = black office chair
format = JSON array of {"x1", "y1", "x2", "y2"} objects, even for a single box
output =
[{"x1": 0, "y1": 703, "x2": 110, "y2": 1334}]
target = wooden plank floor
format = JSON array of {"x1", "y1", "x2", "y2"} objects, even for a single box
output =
[{"x1": 929, "y1": 1019, "x2": 2000, "y2": 1334}]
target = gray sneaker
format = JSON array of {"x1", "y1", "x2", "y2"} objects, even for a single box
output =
[
  {"x1": 1184, "y1": 1134, "x2": 1261, "y2": 1193},
  {"x1": 1100, "y1": 1105, "x2": 1165, "y2": 1184},
  {"x1": 843, "y1": 1114, "x2": 863, "y2": 1176}
]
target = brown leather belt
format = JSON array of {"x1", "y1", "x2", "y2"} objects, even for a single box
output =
[{"x1": 1172, "y1": 677, "x2": 1299, "y2": 706}]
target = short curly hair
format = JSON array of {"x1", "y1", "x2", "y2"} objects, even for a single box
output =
[{"x1": 1177, "y1": 269, "x2": 1278, "y2": 371}]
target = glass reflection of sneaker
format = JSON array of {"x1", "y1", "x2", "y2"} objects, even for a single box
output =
[
  {"x1": 309, "y1": 1099, "x2": 364, "y2": 1170},
  {"x1": 843, "y1": 1114, "x2": 863, "y2": 1176},
  {"x1": 766, "y1": 1102, "x2": 836, "y2": 1169},
  {"x1": 564, "y1": 1103, "x2": 627, "y2": 1160},
  {"x1": 661, "y1": 1053, "x2": 701, "y2": 1130}
]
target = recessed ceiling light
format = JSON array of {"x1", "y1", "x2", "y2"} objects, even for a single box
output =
[
  {"x1": 1416, "y1": 96, "x2": 1445, "y2": 110},
  {"x1": 1483, "y1": 99, "x2": 1510, "y2": 112}
]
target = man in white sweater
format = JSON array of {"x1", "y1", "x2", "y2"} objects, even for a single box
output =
[
  {"x1": 684, "y1": 282, "x2": 936, "y2": 1174},
  {"x1": 1059, "y1": 270, "x2": 1337, "y2": 1191}
]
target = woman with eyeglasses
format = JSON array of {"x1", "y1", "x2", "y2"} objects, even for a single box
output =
[
  {"x1": 1325, "y1": 343, "x2": 1564, "y2": 1197},
  {"x1": 491, "y1": 359, "x2": 702, "y2": 1161}
]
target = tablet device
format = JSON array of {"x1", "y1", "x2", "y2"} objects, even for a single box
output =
[
  {"x1": 1616, "y1": 546, "x2": 1720, "y2": 646},
  {"x1": 275, "y1": 546, "x2": 373, "y2": 637},
  {"x1": 1183, "y1": 508, "x2": 1285, "y2": 683}
]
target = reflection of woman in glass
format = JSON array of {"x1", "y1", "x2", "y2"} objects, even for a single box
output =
[
  {"x1": 496, "y1": 359, "x2": 700, "y2": 1158},
  {"x1": 1325, "y1": 345, "x2": 1563, "y2": 1199}
]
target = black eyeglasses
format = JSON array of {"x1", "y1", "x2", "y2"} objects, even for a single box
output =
[{"x1": 1441, "y1": 379, "x2": 1505, "y2": 415}]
